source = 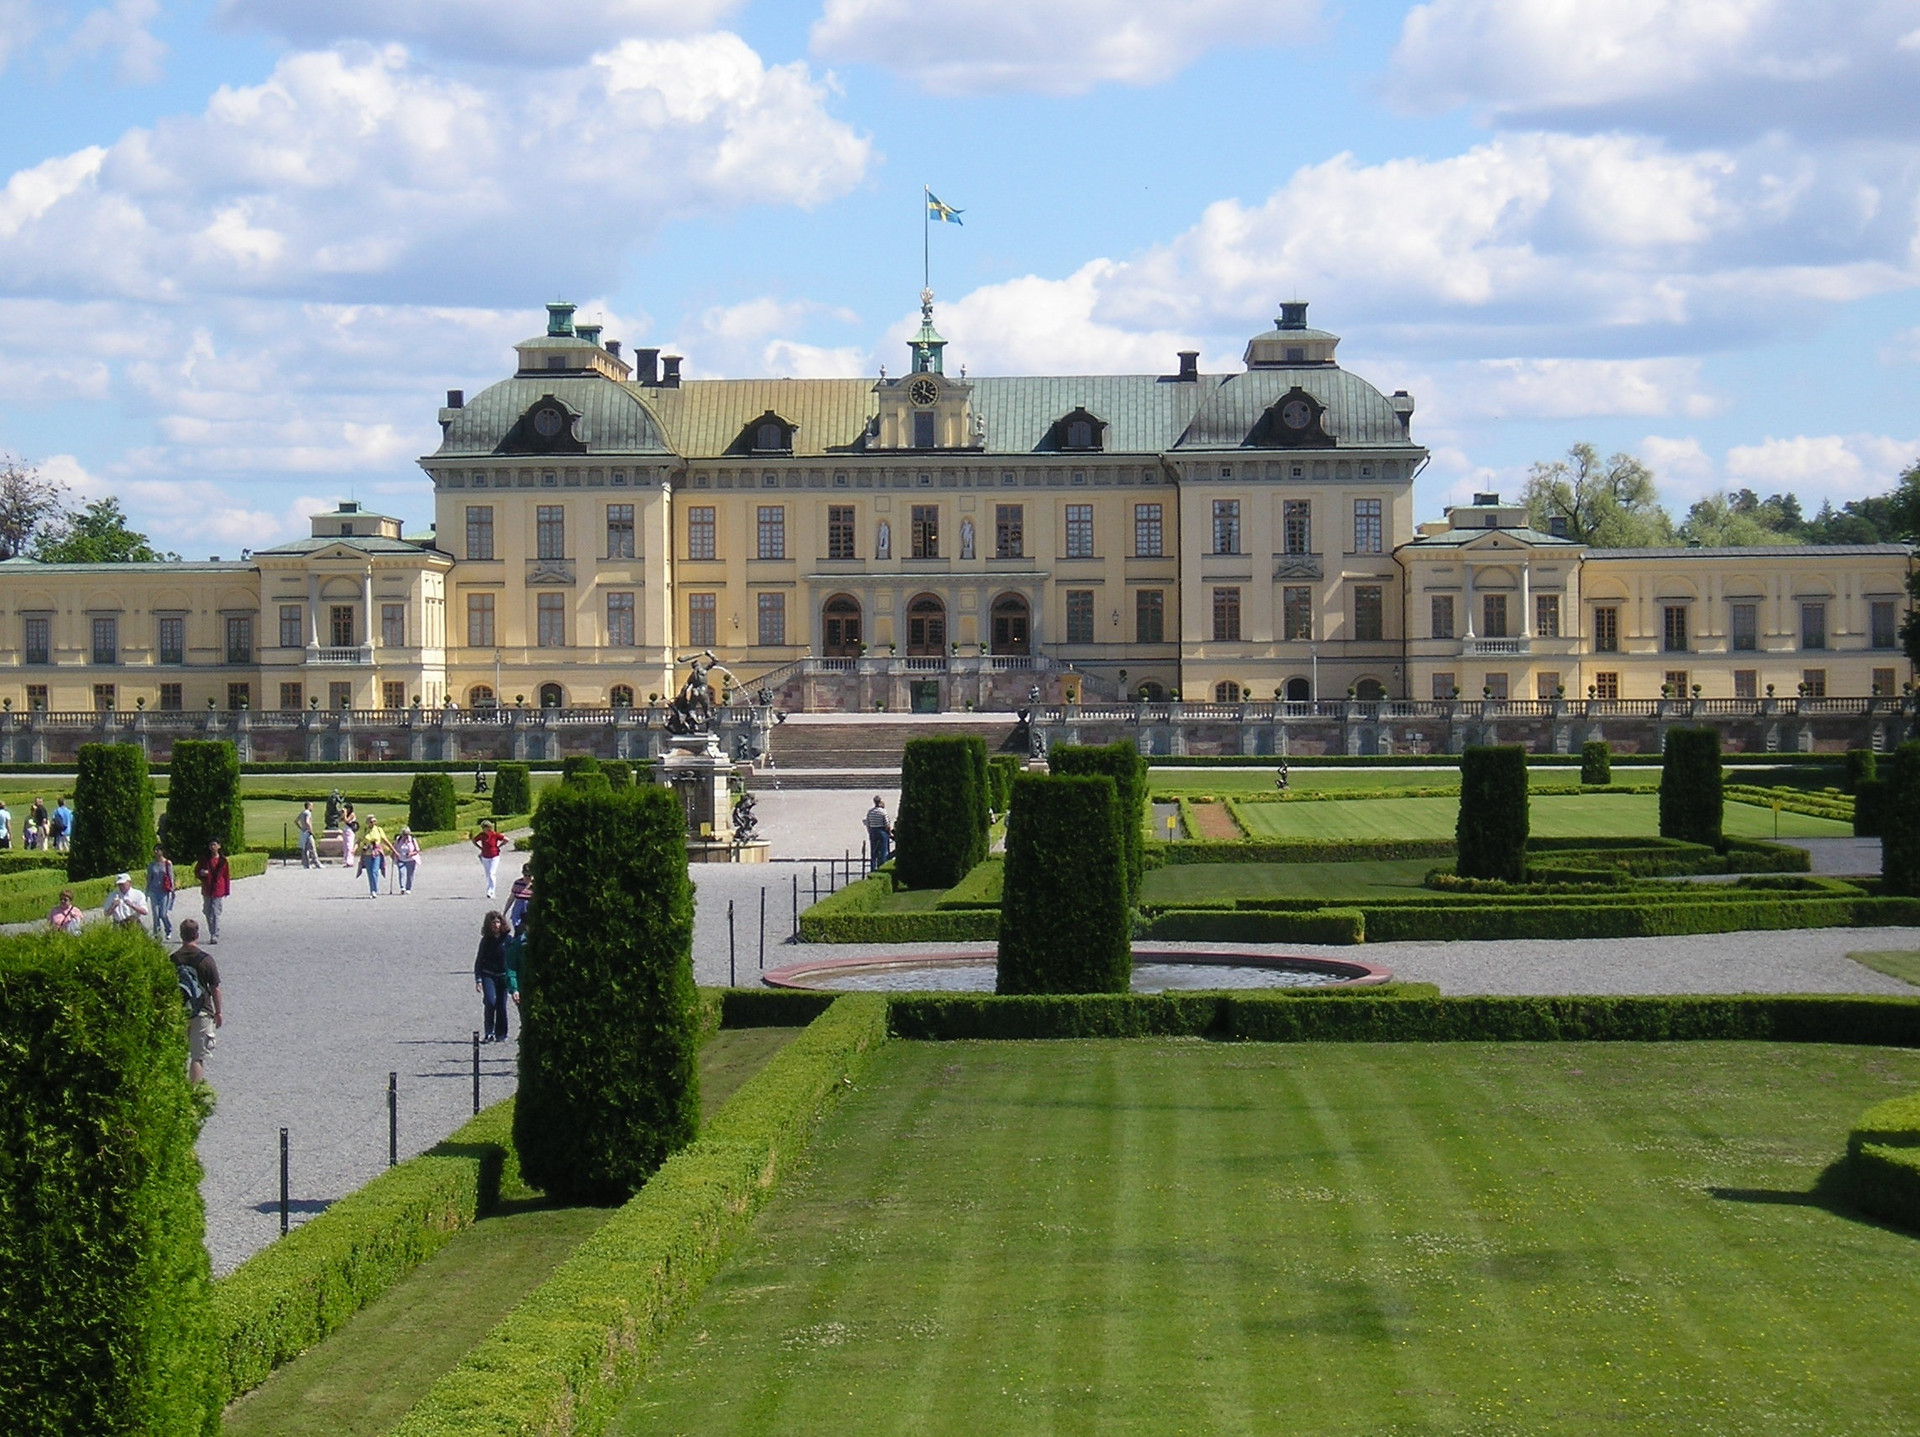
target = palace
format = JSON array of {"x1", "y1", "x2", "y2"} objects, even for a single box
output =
[{"x1": 0, "y1": 298, "x2": 1909, "y2": 720}]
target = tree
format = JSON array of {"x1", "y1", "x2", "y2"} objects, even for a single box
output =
[
  {"x1": 32, "y1": 497, "x2": 176, "y2": 564},
  {"x1": 1677, "y1": 491, "x2": 1805, "y2": 547},
  {"x1": 1522, "y1": 443, "x2": 1676, "y2": 548},
  {"x1": 0, "y1": 456, "x2": 69, "y2": 560}
]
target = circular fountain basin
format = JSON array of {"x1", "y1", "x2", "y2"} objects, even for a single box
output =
[{"x1": 762, "y1": 949, "x2": 1393, "y2": 993}]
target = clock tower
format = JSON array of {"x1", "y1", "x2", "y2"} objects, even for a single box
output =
[{"x1": 873, "y1": 289, "x2": 977, "y2": 450}]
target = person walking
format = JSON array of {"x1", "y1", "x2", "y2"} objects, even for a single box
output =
[
  {"x1": 175, "y1": 920, "x2": 221, "y2": 1086},
  {"x1": 0, "y1": 797, "x2": 13, "y2": 850},
  {"x1": 296, "y1": 801, "x2": 319, "y2": 868},
  {"x1": 471, "y1": 819, "x2": 509, "y2": 898},
  {"x1": 103, "y1": 872, "x2": 151, "y2": 928},
  {"x1": 30, "y1": 796, "x2": 47, "y2": 838},
  {"x1": 195, "y1": 840, "x2": 231, "y2": 944},
  {"x1": 357, "y1": 812, "x2": 391, "y2": 896},
  {"x1": 46, "y1": 889, "x2": 83, "y2": 933},
  {"x1": 339, "y1": 803, "x2": 358, "y2": 868},
  {"x1": 145, "y1": 845, "x2": 175, "y2": 939},
  {"x1": 865, "y1": 795, "x2": 893, "y2": 868},
  {"x1": 474, "y1": 910, "x2": 512, "y2": 1043},
  {"x1": 49, "y1": 796, "x2": 72, "y2": 852},
  {"x1": 506, "y1": 863, "x2": 533, "y2": 931},
  {"x1": 392, "y1": 826, "x2": 421, "y2": 894}
]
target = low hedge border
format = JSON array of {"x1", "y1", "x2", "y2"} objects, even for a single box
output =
[
  {"x1": 1725, "y1": 783, "x2": 1853, "y2": 822},
  {"x1": 935, "y1": 855, "x2": 1004, "y2": 910},
  {"x1": 1152, "y1": 837, "x2": 1458, "y2": 866},
  {"x1": 387, "y1": 993, "x2": 889, "y2": 1437},
  {"x1": 1144, "y1": 907, "x2": 1365, "y2": 945},
  {"x1": 0, "y1": 850, "x2": 269, "y2": 925},
  {"x1": 1843, "y1": 1092, "x2": 1920, "y2": 1230},
  {"x1": 798, "y1": 873, "x2": 1001, "y2": 942},
  {"x1": 887, "y1": 991, "x2": 1920, "y2": 1044},
  {"x1": 1142, "y1": 753, "x2": 1816, "y2": 769}
]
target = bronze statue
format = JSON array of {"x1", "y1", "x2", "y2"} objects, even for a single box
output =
[{"x1": 667, "y1": 650, "x2": 731, "y2": 736}]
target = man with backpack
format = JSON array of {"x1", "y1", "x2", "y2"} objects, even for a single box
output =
[
  {"x1": 49, "y1": 796, "x2": 72, "y2": 852},
  {"x1": 175, "y1": 919, "x2": 222, "y2": 1085}
]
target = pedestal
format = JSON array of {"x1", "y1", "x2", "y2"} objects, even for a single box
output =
[{"x1": 657, "y1": 732, "x2": 763, "y2": 861}]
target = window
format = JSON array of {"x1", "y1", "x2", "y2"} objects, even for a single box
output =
[
  {"x1": 536, "y1": 505, "x2": 565, "y2": 560},
  {"x1": 1215, "y1": 681, "x2": 1242, "y2": 703},
  {"x1": 1734, "y1": 670, "x2": 1758, "y2": 700},
  {"x1": 1537, "y1": 672, "x2": 1561, "y2": 701},
  {"x1": 1664, "y1": 670, "x2": 1690, "y2": 696},
  {"x1": 1872, "y1": 600, "x2": 1898, "y2": 649},
  {"x1": 26, "y1": 684, "x2": 47, "y2": 710},
  {"x1": 383, "y1": 681, "x2": 406, "y2": 710},
  {"x1": 1065, "y1": 590, "x2": 1095, "y2": 644},
  {"x1": 997, "y1": 504, "x2": 1025, "y2": 559},
  {"x1": 1874, "y1": 667, "x2": 1898, "y2": 697},
  {"x1": 466, "y1": 505, "x2": 494, "y2": 560},
  {"x1": 467, "y1": 685, "x2": 496, "y2": 709},
  {"x1": 466, "y1": 593, "x2": 495, "y2": 647},
  {"x1": 23, "y1": 615, "x2": 49, "y2": 665},
  {"x1": 1283, "y1": 500, "x2": 1311, "y2": 555},
  {"x1": 1066, "y1": 418, "x2": 1095, "y2": 450},
  {"x1": 824, "y1": 595, "x2": 862, "y2": 654},
  {"x1": 828, "y1": 506, "x2": 857, "y2": 560},
  {"x1": 607, "y1": 504, "x2": 635, "y2": 559},
  {"x1": 380, "y1": 604, "x2": 404, "y2": 648},
  {"x1": 1211, "y1": 586, "x2": 1241, "y2": 642},
  {"x1": 280, "y1": 682, "x2": 303, "y2": 710},
  {"x1": 688, "y1": 593, "x2": 717, "y2": 648},
  {"x1": 755, "y1": 421, "x2": 785, "y2": 452},
  {"x1": 1594, "y1": 606, "x2": 1619, "y2": 653},
  {"x1": 913, "y1": 410, "x2": 935, "y2": 448},
  {"x1": 225, "y1": 616, "x2": 253, "y2": 665},
  {"x1": 1065, "y1": 503, "x2": 1094, "y2": 558},
  {"x1": 1133, "y1": 503, "x2": 1162, "y2": 557},
  {"x1": 1432, "y1": 673, "x2": 1457, "y2": 700},
  {"x1": 536, "y1": 593, "x2": 565, "y2": 647},
  {"x1": 1535, "y1": 594, "x2": 1560, "y2": 638},
  {"x1": 88, "y1": 615, "x2": 117, "y2": 665},
  {"x1": 757, "y1": 505, "x2": 786, "y2": 560},
  {"x1": 1212, "y1": 500, "x2": 1240, "y2": 555},
  {"x1": 1482, "y1": 594, "x2": 1508, "y2": 639},
  {"x1": 1802, "y1": 669, "x2": 1827, "y2": 698},
  {"x1": 606, "y1": 592, "x2": 635, "y2": 647},
  {"x1": 158, "y1": 615, "x2": 185, "y2": 664},
  {"x1": 1484, "y1": 673, "x2": 1509, "y2": 700},
  {"x1": 277, "y1": 606, "x2": 301, "y2": 650},
  {"x1": 757, "y1": 592, "x2": 786, "y2": 646},
  {"x1": 1594, "y1": 671, "x2": 1619, "y2": 700},
  {"x1": 329, "y1": 682, "x2": 353, "y2": 710},
  {"x1": 1430, "y1": 595, "x2": 1455, "y2": 639},
  {"x1": 1283, "y1": 586, "x2": 1313, "y2": 641},
  {"x1": 226, "y1": 682, "x2": 250, "y2": 711},
  {"x1": 688, "y1": 506, "x2": 716, "y2": 560},
  {"x1": 1354, "y1": 586, "x2": 1384, "y2": 642},
  {"x1": 158, "y1": 683, "x2": 180, "y2": 712},
  {"x1": 325, "y1": 606, "x2": 355, "y2": 648},
  {"x1": 611, "y1": 685, "x2": 635, "y2": 707},
  {"x1": 1799, "y1": 601, "x2": 1827, "y2": 650},
  {"x1": 1354, "y1": 498, "x2": 1382, "y2": 554},
  {"x1": 1135, "y1": 589, "x2": 1164, "y2": 643},
  {"x1": 1731, "y1": 602, "x2": 1758, "y2": 652},
  {"x1": 93, "y1": 683, "x2": 115, "y2": 711},
  {"x1": 911, "y1": 505, "x2": 939, "y2": 559},
  {"x1": 1663, "y1": 605, "x2": 1689, "y2": 652}
]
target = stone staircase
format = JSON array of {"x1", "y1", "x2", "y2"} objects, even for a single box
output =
[{"x1": 756, "y1": 715, "x2": 1028, "y2": 788}]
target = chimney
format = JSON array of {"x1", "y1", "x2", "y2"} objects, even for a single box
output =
[
  {"x1": 445, "y1": 389, "x2": 464, "y2": 409},
  {"x1": 633, "y1": 347, "x2": 660, "y2": 385},
  {"x1": 545, "y1": 301, "x2": 576, "y2": 337},
  {"x1": 576, "y1": 323, "x2": 602, "y2": 347},
  {"x1": 660, "y1": 355, "x2": 682, "y2": 387},
  {"x1": 1176, "y1": 350, "x2": 1199, "y2": 382},
  {"x1": 1277, "y1": 301, "x2": 1309, "y2": 330},
  {"x1": 604, "y1": 340, "x2": 620, "y2": 359},
  {"x1": 1472, "y1": 492, "x2": 1499, "y2": 507}
]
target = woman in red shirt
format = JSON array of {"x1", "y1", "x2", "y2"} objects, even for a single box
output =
[{"x1": 470, "y1": 820, "x2": 509, "y2": 899}]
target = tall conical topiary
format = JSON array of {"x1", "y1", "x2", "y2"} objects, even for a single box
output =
[
  {"x1": 163, "y1": 739, "x2": 243, "y2": 866},
  {"x1": 406, "y1": 772, "x2": 458, "y2": 832},
  {"x1": 69, "y1": 742, "x2": 156, "y2": 882},
  {"x1": 894, "y1": 735, "x2": 989, "y2": 889},
  {"x1": 1456, "y1": 745, "x2": 1528, "y2": 882},
  {"x1": 996, "y1": 772, "x2": 1130, "y2": 995},
  {"x1": 1049, "y1": 740, "x2": 1148, "y2": 904},
  {"x1": 490, "y1": 762, "x2": 532, "y2": 818},
  {"x1": 1659, "y1": 727, "x2": 1723, "y2": 848},
  {"x1": 1881, "y1": 742, "x2": 1920, "y2": 895}
]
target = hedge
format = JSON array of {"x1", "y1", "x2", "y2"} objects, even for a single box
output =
[
  {"x1": 998, "y1": 772, "x2": 1131, "y2": 995},
  {"x1": 1153, "y1": 837, "x2": 1459, "y2": 866},
  {"x1": 490, "y1": 762, "x2": 532, "y2": 819},
  {"x1": 1846, "y1": 748, "x2": 1879, "y2": 792},
  {"x1": 516, "y1": 784, "x2": 700, "y2": 1205},
  {"x1": 1142, "y1": 907, "x2": 1365, "y2": 945},
  {"x1": 936, "y1": 855, "x2": 1004, "y2": 909},
  {"x1": 1883, "y1": 743, "x2": 1920, "y2": 896},
  {"x1": 388, "y1": 994, "x2": 889, "y2": 1437},
  {"x1": 211, "y1": 1099, "x2": 517, "y2": 1406},
  {"x1": 987, "y1": 754, "x2": 1020, "y2": 813},
  {"x1": 1660, "y1": 727, "x2": 1723, "y2": 847},
  {"x1": 560, "y1": 755, "x2": 610, "y2": 793},
  {"x1": 602, "y1": 759, "x2": 635, "y2": 790},
  {"x1": 0, "y1": 925, "x2": 218, "y2": 1437},
  {"x1": 798, "y1": 882, "x2": 1001, "y2": 943},
  {"x1": 406, "y1": 772, "x2": 458, "y2": 833},
  {"x1": 69, "y1": 742, "x2": 157, "y2": 882},
  {"x1": 1842, "y1": 1091, "x2": 1920, "y2": 1230},
  {"x1": 1457, "y1": 745, "x2": 1528, "y2": 882},
  {"x1": 1051, "y1": 740, "x2": 1149, "y2": 903},
  {"x1": 894, "y1": 735, "x2": 988, "y2": 890},
  {"x1": 1854, "y1": 778, "x2": 1887, "y2": 838},
  {"x1": 1580, "y1": 739, "x2": 1611, "y2": 786},
  {"x1": 1358, "y1": 894, "x2": 1920, "y2": 943},
  {"x1": 1723, "y1": 783, "x2": 1853, "y2": 823},
  {"x1": 163, "y1": 739, "x2": 244, "y2": 864}
]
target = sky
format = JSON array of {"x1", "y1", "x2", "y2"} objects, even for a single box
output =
[{"x1": 3, "y1": 0, "x2": 1920, "y2": 556}]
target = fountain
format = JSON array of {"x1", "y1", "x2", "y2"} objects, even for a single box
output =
[
  {"x1": 763, "y1": 949, "x2": 1392, "y2": 992},
  {"x1": 655, "y1": 651, "x2": 769, "y2": 864}
]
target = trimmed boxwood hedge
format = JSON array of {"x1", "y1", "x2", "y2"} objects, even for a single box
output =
[
  {"x1": 1457, "y1": 745, "x2": 1528, "y2": 882},
  {"x1": 1143, "y1": 907, "x2": 1365, "y2": 945},
  {"x1": 1154, "y1": 837, "x2": 1459, "y2": 866},
  {"x1": 602, "y1": 759, "x2": 635, "y2": 790},
  {"x1": 1846, "y1": 748, "x2": 1879, "y2": 792},
  {"x1": 894, "y1": 735, "x2": 989, "y2": 890},
  {"x1": 1854, "y1": 778, "x2": 1887, "y2": 838},
  {"x1": 406, "y1": 772, "x2": 458, "y2": 833},
  {"x1": 490, "y1": 762, "x2": 532, "y2": 819},
  {"x1": 515, "y1": 784, "x2": 700, "y2": 1205},
  {"x1": 1882, "y1": 742, "x2": 1920, "y2": 896},
  {"x1": 0, "y1": 925, "x2": 218, "y2": 1437},
  {"x1": 988, "y1": 754, "x2": 1020, "y2": 814},
  {"x1": 1050, "y1": 740, "x2": 1148, "y2": 903},
  {"x1": 163, "y1": 738, "x2": 244, "y2": 865},
  {"x1": 69, "y1": 741, "x2": 157, "y2": 882},
  {"x1": 1580, "y1": 739, "x2": 1611, "y2": 786},
  {"x1": 1842, "y1": 1091, "x2": 1920, "y2": 1230},
  {"x1": 1660, "y1": 727, "x2": 1723, "y2": 847},
  {"x1": 997, "y1": 772, "x2": 1130, "y2": 995}
]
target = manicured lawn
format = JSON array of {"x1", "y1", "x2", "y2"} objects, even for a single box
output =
[
  {"x1": 1849, "y1": 950, "x2": 1920, "y2": 987},
  {"x1": 612, "y1": 1039, "x2": 1920, "y2": 1437},
  {"x1": 1229, "y1": 791, "x2": 1849, "y2": 841},
  {"x1": 1141, "y1": 766, "x2": 1833, "y2": 798},
  {"x1": 1142, "y1": 857, "x2": 1434, "y2": 904},
  {"x1": 219, "y1": 1026, "x2": 798, "y2": 1437}
]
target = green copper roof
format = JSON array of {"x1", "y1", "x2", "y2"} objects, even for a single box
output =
[
  {"x1": 642, "y1": 379, "x2": 878, "y2": 458},
  {"x1": 1178, "y1": 369, "x2": 1418, "y2": 449},
  {"x1": 432, "y1": 376, "x2": 672, "y2": 459}
]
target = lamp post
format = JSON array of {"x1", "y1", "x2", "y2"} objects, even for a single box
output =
[{"x1": 1310, "y1": 644, "x2": 1319, "y2": 703}]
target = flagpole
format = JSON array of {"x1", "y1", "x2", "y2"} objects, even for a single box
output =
[{"x1": 922, "y1": 185, "x2": 929, "y2": 292}]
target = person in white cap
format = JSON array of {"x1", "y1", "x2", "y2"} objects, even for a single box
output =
[{"x1": 104, "y1": 873, "x2": 151, "y2": 928}]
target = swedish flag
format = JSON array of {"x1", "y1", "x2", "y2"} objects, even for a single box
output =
[{"x1": 926, "y1": 189, "x2": 963, "y2": 225}]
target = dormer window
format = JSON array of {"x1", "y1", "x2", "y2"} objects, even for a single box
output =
[
  {"x1": 1067, "y1": 420, "x2": 1094, "y2": 449},
  {"x1": 755, "y1": 422, "x2": 784, "y2": 452},
  {"x1": 1050, "y1": 407, "x2": 1106, "y2": 453},
  {"x1": 739, "y1": 409, "x2": 796, "y2": 455},
  {"x1": 339, "y1": 523, "x2": 354, "y2": 536}
]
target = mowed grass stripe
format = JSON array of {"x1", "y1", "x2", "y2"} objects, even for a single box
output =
[{"x1": 1229, "y1": 791, "x2": 1849, "y2": 842}]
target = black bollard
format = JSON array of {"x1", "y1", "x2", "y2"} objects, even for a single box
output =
[
  {"x1": 728, "y1": 899, "x2": 736, "y2": 986},
  {"x1": 471, "y1": 1030, "x2": 480, "y2": 1115},
  {"x1": 812, "y1": 865, "x2": 819, "y2": 905},
  {"x1": 279, "y1": 1127, "x2": 290, "y2": 1236},
  {"x1": 792, "y1": 873, "x2": 799, "y2": 938},
  {"x1": 759, "y1": 886, "x2": 766, "y2": 970},
  {"x1": 388, "y1": 1071, "x2": 398, "y2": 1168}
]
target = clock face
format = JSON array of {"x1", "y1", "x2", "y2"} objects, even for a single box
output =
[
  {"x1": 532, "y1": 406, "x2": 565, "y2": 438},
  {"x1": 1280, "y1": 399, "x2": 1313, "y2": 431},
  {"x1": 909, "y1": 377, "x2": 939, "y2": 407}
]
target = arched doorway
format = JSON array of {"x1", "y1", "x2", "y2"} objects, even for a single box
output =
[
  {"x1": 539, "y1": 683, "x2": 564, "y2": 708},
  {"x1": 467, "y1": 685, "x2": 496, "y2": 709},
  {"x1": 823, "y1": 594, "x2": 862, "y2": 656},
  {"x1": 990, "y1": 592, "x2": 1030, "y2": 656},
  {"x1": 1354, "y1": 677, "x2": 1387, "y2": 701},
  {"x1": 1284, "y1": 677, "x2": 1311, "y2": 702},
  {"x1": 906, "y1": 593, "x2": 946, "y2": 656}
]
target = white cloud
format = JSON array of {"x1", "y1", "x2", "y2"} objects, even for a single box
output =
[
  {"x1": 1725, "y1": 432, "x2": 1920, "y2": 499},
  {"x1": 1438, "y1": 358, "x2": 1718, "y2": 421},
  {"x1": 58, "y1": 0, "x2": 165, "y2": 84},
  {"x1": 219, "y1": 0, "x2": 738, "y2": 67},
  {"x1": 1637, "y1": 434, "x2": 1718, "y2": 502},
  {"x1": 0, "y1": 36, "x2": 870, "y2": 303},
  {"x1": 934, "y1": 260, "x2": 1222, "y2": 375},
  {"x1": 811, "y1": 0, "x2": 1320, "y2": 95},
  {"x1": 0, "y1": 0, "x2": 43, "y2": 72},
  {"x1": 682, "y1": 297, "x2": 868, "y2": 378}
]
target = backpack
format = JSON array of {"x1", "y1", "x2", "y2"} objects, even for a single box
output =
[
  {"x1": 176, "y1": 960, "x2": 204, "y2": 1014},
  {"x1": 49, "y1": 809, "x2": 67, "y2": 838}
]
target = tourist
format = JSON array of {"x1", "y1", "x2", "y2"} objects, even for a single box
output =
[
  {"x1": 145, "y1": 845, "x2": 175, "y2": 939},
  {"x1": 103, "y1": 873, "x2": 151, "y2": 929},
  {"x1": 506, "y1": 863, "x2": 533, "y2": 930},
  {"x1": 22, "y1": 813, "x2": 40, "y2": 850},
  {"x1": 195, "y1": 840, "x2": 231, "y2": 944},
  {"x1": 46, "y1": 889, "x2": 82, "y2": 933},
  {"x1": 865, "y1": 795, "x2": 893, "y2": 867},
  {"x1": 393, "y1": 826, "x2": 421, "y2": 894},
  {"x1": 30, "y1": 796, "x2": 47, "y2": 837},
  {"x1": 49, "y1": 796, "x2": 72, "y2": 852},
  {"x1": 340, "y1": 803, "x2": 358, "y2": 867},
  {"x1": 474, "y1": 910, "x2": 512, "y2": 1043},
  {"x1": 175, "y1": 919, "x2": 221, "y2": 1085},
  {"x1": 358, "y1": 812, "x2": 390, "y2": 896},
  {"x1": 471, "y1": 819, "x2": 509, "y2": 899},
  {"x1": 0, "y1": 797, "x2": 12, "y2": 850},
  {"x1": 296, "y1": 801, "x2": 319, "y2": 869}
]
